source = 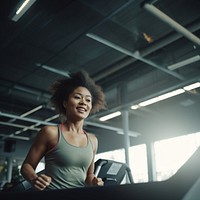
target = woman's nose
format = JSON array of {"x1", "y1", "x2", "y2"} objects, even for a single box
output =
[{"x1": 79, "y1": 98, "x2": 86, "y2": 105}]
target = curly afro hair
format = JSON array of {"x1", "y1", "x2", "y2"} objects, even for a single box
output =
[{"x1": 49, "y1": 70, "x2": 107, "y2": 116}]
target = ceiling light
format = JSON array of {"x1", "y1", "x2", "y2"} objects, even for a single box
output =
[
  {"x1": 139, "y1": 96, "x2": 160, "y2": 107},
  {"x1": 183, "y1": 82, "x2": 200, "y2": 91},
  {"x1": 99, "y1": 111, "x2": 121, "y2": 121},
  {"x1": 134, "y1": 89, "x2": 185, "y2": 108},
  {"x1": 9, "y1": 0, "x2": 36, "y2": 22},
  {"x1": 157, "y1": 89, "x2": 185, "y2": 101},
  {"x1": 168, "y1": 55, "x2": 200, "y2": 70},
  {"x1": 131, "y1": 82, "x2": 199, "y2": 109},
  {"x1": 131, "y1": 105, "x2": 140, "y2": 110}
]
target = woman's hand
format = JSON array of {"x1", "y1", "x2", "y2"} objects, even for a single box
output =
[
  {"x1": 92, "y1": 176, "x2": 104, "y2": 186},
  {"x1": 31, "y1": 174, "x2": 52, "y2": 191}
]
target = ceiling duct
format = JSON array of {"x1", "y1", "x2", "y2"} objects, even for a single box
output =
[{"x1": 142, "y1": 3, "x2": 200, "y2": 46}]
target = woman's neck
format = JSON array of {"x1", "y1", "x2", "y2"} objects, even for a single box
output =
[{"x1": 62, "y1": 120, "x2": 84, "y2": 134}]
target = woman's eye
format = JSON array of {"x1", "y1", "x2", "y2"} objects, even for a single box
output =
[
  {"x1": 86, "y1": 99, "x2": 91, "y2": 102},
  {"x1": 75, "y1": 95, "x2": 81, "y2": 99}
]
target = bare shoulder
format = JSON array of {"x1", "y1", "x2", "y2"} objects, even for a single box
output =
[
  {"x1": 34, "y1": 125, "x2": 59, "y2": 151},
  {"x1": 40, "y1": 125, "x2": 58, "y2": 134},
  {"x1": 37, "y1": 125, "x2": 58, "y2": 140}
]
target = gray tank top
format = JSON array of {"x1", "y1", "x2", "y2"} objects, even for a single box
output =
[{"x1": 45, "y1": 125, "x2": 93, "y2": 189}]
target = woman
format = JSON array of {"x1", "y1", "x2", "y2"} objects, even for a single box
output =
[{"x1": 20, "y1": 70, "x2": 107, "y2": 190}]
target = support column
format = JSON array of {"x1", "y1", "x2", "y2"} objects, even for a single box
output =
[
  {"x1": 146, "y1": 141, "x2": 156, "y2": 182},
  {"x1": 119, "y1": 83, "x2": 130, "y2": 166},
  {"x1": 6, "y1": 157, "x2": 13, "y2": 183},
  {"x1": 122, "y1": 110, "x2": 130, "y2": 166}
]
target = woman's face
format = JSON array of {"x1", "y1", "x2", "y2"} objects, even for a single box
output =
[{"x1": 63, "y1": 86, "x2": 92, "y2": 120}]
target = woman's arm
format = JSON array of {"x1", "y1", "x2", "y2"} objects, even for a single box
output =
[
  {"x1": 20, "y1": 126, "x2": 55, "y2": 190},
  {"x1": 85, "y1": 134, "x2": 104, "y2": 186}
]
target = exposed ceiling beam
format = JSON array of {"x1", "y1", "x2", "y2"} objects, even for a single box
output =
[
  {"x1": 85, "y1": 121, "x2": 140, "y2": 137},
  {"x1": 0, "y1": 121, "x2": 40, "y2": 131},
  {"x1": 86, "y1": 33, "x2": 184, "y2": 80},
  {"x1": 0, "y1": 134, "x2": 30, "y2": 141},
  {"x1": 36, "y1": 64, "x2": 71, "y2": 77},
  {"x1": 0, "y1": 111, "x2": 140, "y2": 140},
  {"x1": 93, "y1": 20, "x2": 200, "y2": 81},
  {"x1": 0, "y1": 111, "x2": 55, "y2": 126}
]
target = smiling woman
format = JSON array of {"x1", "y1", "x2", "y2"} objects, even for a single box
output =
[
  {"x1": 63, "y1": 86, "x2": 92, "y2": 121},
  {"x1": 20, "y1": 70, "x2": 107, "y2": 191},
  {"x1": 50, "y1": 70, "x2": 107, "y2": 120}
]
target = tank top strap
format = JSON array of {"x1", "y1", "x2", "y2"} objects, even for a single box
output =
[
  {"x1": 83, "y1": 130, "x2": 93, "y2": 150},
  {"x1": 57, "y1": 124, "x2": 62, "y2": 142}
]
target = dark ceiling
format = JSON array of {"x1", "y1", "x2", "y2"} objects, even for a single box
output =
[{"x1": 0, "y1": 0, "x2": 200, "y2": 150}]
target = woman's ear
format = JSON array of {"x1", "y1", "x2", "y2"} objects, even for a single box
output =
[{"x1": 63, "y1": 100, "x2": 67, "y2": 109}]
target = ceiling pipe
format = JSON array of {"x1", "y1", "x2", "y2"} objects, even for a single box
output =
[
  {"x1": 85, "y1": 121, "x2": 140, "y2": 137},
  {"x1": 2, "y1": 105, "x2": 44, "y2": 140},
  {"x1": 8, "y1": 105, "x2": 43, "y2": 124},
  {"x1": 13, "y1": 84, "x2": 51, "y2": 100},
  {"x1": 0, "y1": 111, "x2": 56, "y2": 126},
  {"x1": 94, "y1": 20, "x2": 200, "y2": 81},
  {"x1": 0, "y1": 111, "x2": 140, "y2": 140},
  {"x1": 141, "y1": 20, "x2": 200, "y2": 56},
  {"x1": 36, "y1": 63, "x2": 71, "y2": 77},
  {"x1": 168, "y1": 55, "x2": 200, "y2": 70},
  {"x1": 0, "y1": 79, "x2": 51, "y2": 107},
  {"x1": 0, "y1": 121, "x2": 40, "y2": 131},
  {"x1": 0, "y1": 111, "x2": 57, "y2": 140},
  {"x1": 3, "y1": 114, "x2": 60, "y2": 141},
  {"x1": 86, "y1": 33, "x2": 184, "y2": 80},
  {"x1": 142, "y1": 3, "x2": 200, "y2": 46},
  {"x1": 0, "y1": 134, "x2": 30, "y2": 141}
]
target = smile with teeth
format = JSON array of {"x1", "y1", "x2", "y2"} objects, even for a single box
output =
[{"x1": 77, "y1": 107, "x2": 87, "y2": 112}]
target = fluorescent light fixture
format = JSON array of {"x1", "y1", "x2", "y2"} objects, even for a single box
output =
[
  {"x1": 131, "y1": 89, "x2": 185, "y2": 108},
  {"x1": 183, "y1": 82, "x2": 200, "y2": 91},
  {"x1": 131, "y1": 82, "x2": 200, "y2": 110},
  {"x1": 138, "y1": 96, "x2": 160, "y2": 107},
  {"x1": 117, "y1": 130, "x2": 141, "y2": 137},
  {"x1": 10, "y1": 0, "x2": 36, "y2": 22},
  {"x1": 131, "y1": 105, "x2": 140, "y2": 110},
  {"x1": 168, "y1": 55, "x2": 200, "y2": 70},
  {"x1": 131, "y1": 82, "x2": 200, "y2": 109},
  {"x1": 139, "y1": 89, "x2": 185, "y2": 107},
  {"x1": 157, "y1": 89, "x2": 185, "y2": 101},
  {"x1": 99, "y1": 111, "x2": 121, "y2": 121},
  {"x1": 16, "y1": 0, "x2": 31, "y2": 14}
]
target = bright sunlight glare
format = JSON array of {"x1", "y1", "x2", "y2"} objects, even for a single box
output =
[{"x1": 154, "y1": 132, "x2": 200, "y2": 181}]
